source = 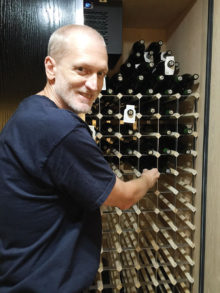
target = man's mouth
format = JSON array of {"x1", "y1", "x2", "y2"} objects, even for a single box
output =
[{"x1": 79, "y1": 92, "x2": 93, "y2": 100}]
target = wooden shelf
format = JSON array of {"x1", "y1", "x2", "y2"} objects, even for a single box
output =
[{"x1": 122, "y1": 0, "x2": 196, "y2": 29}]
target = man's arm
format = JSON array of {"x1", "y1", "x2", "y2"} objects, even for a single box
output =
[{"x1": 103, "y1": 168, "x2": 160, "y2": 210}]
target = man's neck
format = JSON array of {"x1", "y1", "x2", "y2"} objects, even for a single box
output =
[{"x1": 37, "y1": 84, "x2": 66, "y2": 110}]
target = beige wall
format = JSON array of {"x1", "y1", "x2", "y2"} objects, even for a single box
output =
[
  {"x1": 204, "y1": 0, "x2": 220, "y2": 291},
  {"x1": 166, "y1": 1, "x2": 208, "y2": 291}
]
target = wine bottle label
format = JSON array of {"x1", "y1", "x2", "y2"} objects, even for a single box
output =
[
  {"x1": 123, "y1": 105, "x2": 136, "y2": 123},
  {"x1": 165, "y1": 56, "x2": 175, "y2": 75},
  {"x1": 102, "y1": 76, "x2": 106, "y2": 91},
  {"x1": 144, "y1": 51, "x2": 153, "y2": 63},
  {"x1": 88, "y1": 125, "x2": 96, "y2": 140}
]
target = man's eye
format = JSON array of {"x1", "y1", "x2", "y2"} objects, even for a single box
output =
[
  {"x1": 98, "y1": 72, "x2": 105, "y2": 78},
  {"x1": 76, "y1": 67, "x2": 86, "y2": 74},
  {"x1": 77, "y1": 67, "x2": 84, "y2": 71}
]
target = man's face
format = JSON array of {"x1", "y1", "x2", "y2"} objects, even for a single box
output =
[{"x1": 53, "y1": 34, "x2": 108, "y2": 114}]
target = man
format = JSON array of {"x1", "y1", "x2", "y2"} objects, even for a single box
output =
[{"x1": 0, "y1": 24, "x2": 160, "y2": 292}]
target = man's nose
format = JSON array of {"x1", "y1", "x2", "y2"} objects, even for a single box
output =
[{"x1": 85, "y1": 73, "x2": 99, "y2": 91}]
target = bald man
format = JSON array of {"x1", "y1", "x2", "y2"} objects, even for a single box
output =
[{"x1": 0, "y1": 24, "x2": 159, "y2": 292}]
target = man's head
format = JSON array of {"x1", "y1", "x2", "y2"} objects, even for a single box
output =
[{"x1": 44, "y1": 24, "x2": 108, "y2": 114}]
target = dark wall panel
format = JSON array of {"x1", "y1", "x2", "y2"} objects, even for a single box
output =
[{"x1": 0, "y1": 0, "x2": 78, "y2": 103}]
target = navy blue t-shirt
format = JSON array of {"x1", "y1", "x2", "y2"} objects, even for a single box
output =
[{"x1": 0, "y1": 95, "x2": 116, "y2": 293}]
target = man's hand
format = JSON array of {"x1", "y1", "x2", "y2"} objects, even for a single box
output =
[
  {"x1": 104, "y1": 168, "x2": 160, "y2": 210},
  {"x1": 141, "y1": 168, "x2": 160, "y2": 190}
]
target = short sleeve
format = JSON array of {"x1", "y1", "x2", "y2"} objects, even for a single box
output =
[{"x1": 43, "y1": 125, "x2": 116, "y2": 211}]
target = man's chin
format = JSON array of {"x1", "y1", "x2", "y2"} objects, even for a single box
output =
[{"x1": 69, "y1": 103, "x2": 91, "y2": 114}]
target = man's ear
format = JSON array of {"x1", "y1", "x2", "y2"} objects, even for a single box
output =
[{"x1": 44, "y1": 56, "x2": 56, "y2": 81}]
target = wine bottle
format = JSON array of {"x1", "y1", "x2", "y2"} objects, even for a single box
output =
[
  {"x1": 131, "y1": 39, "x2": 145, "y2": 53},
  {"x1": 159, "y1": 136, "x2": 176, "y2": 155},
  {"x1": 177, "y1": 139, "x2": 194, "y2": 152},
  {"x1": 100, "y1": 95, "x2": 118, "y2": 106},
  {"x1": 152, "y1": 59, "x2": 175, "y2": 76},
  {"x1": 174, "y1": 61, "x2": 180, "y2": 74},
  {"x1": 140, "y1": 122, "x2": 158, "y2": 135},
  {"x1": 163, "y1": 74, "x2": 183, "y2": 94},
  {"x1": 120, "y1": 139, "x2": 138, "y2": 155},
  {"x1": 126, "y1": 88, "x2": 135, "y2": 95},
  {"x1": 101, "y1": 97, "x2": 120, "y2": 115},
  {"x1": 101, "y1": 75, "x2": 110, "y2": 95},
  {"x1": 145, "y1": 40, "x2": 163, "y2": 55},
  {"x1": 140, "y1": 137, "x2": 157, "y2": 153},
  {"x1": 144, "y1": 88, "x2": 154, "y2": 95},
  {"x1": 119, "y1": 61, "x2": 135, "y2": 76},
  {"x1": 87, "y1": 100, "x2": 99, "y2": 115},
  {"x1": 173, "y1": 73, "x2": 199, "y2": 96},
  {"x1": 140, "y1": 100, "x2": 158, "y2": 115},
  {"x1": 100, "y1": 96, "x2": 118, "y2": 112},
  {"x1": 129, "y1": 74, "x2": 146, "y2": 94},
  {"x1": 101, "y1": 119, "x2": 119, "y2": 135},
  {"x1": 120, "y1": 123, "x2": 135, "y2": 135},
  {"x1": 120, "y1": 96, "x2": 139, "y2": 114},
  {"x1": 100, "y1": 139, "x2": 115, "y2": 155},
  {"x1": 103, "y1": 88, "x2": 115, "y2": 95},
  {"x1": 181, "y1": 88, "x2": 193, "y2": 96},
  {"x1": 180, "y1": 73, "x2": 199, "y2": 89},
  {"x1": 146, "y1": 148, "x2": 160, "y2": 158},
  {"x1": 120, "y1": 156, "x2": 138, "y2": 170},
  {"x1": 144, "y1": 50, "x2": 154, "y2": 63},
  {"x1": 178, "y1": 124, "x2": 193, "y2": 135},
  {"x1": 159, "y1": 123, "x2": 177, "y2": 135},
  {"x1": 152, "y1": 76, "x2": 174, "y2": 95},
  {"x1": 161, "y1": 109, "x2": 174, "y2": 116},
  {"x1": 101, "y1": 105, "x2": 119, "y2": 115},
  {"x1": 127, "y1": 50, "x2": 145, "y2": 65},
  {"x1": 132, "y1": 61, "x2": 154, "y2": 78},
  {"x1": 143, "y1": 74, "x2": 165, "y2": 93},
  {"x1": 153, "y1": 50, "x2": 172, "y2": 65},
  {"x1": 160, "y1": 101, "x2": 177, "y2": 115},
  {"x1": 100, "y1": 124, "x2": 115, "y2": 135},
  {"x1": 139, "y1": 156, "x2": 157, "y2": 172},
  {"x1": 158, "y1": 156, "x2": 177, "y2": 174},
  {"x1": 108, "y1": 73, "x2": 124, "y2": 93}
]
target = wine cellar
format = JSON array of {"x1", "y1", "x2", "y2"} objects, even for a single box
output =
[
  {"x1": 1, "y1": 0, "x2": 220, "y2": 292},
  {"x1": 85, "y1": 37, "x2": 199, "y2": 291},
  {"x1": 83, "y1": 0, "x2": 211, "y2": 292}
]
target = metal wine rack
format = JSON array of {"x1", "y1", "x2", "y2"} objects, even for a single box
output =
[{"x1": 85, "y1": 90, "x2": 199, "y2": 293}]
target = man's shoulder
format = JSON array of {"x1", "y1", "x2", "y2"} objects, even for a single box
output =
[
  {"x1": 17, "y1": 95, "x2": 85, "y2": 133},
  {"x1": 2, "y1": 94, "x2": 90, "y2": 150}
]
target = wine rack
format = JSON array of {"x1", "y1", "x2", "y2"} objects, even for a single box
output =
[{"x1": 85, "y1": 41, "x2": 199, "y2": 293}]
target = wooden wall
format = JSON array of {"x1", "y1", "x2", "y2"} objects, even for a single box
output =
[
  {"x1": 166, "y1": 0, "x2": 208, "y2": 291},
  {"x1": 0, "y1": 0, "x2": 81, "y2": 130}
]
